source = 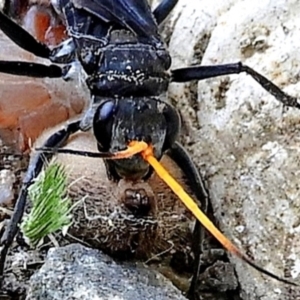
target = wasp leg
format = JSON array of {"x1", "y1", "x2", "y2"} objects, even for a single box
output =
[
  {"x1": 0, "y1": 10, "x2": 50, "y2": 59},
  {"x1": 167, "y1": 141, "x2": 208, "y2": 300},
  {"x1": 0, "y1": 8, "x2": 76, "y2": 65},
  {"x1": 171, "y1": 63, "x2": 300, "y2": 109},
  {"x1": 2, "y1": 0, "x2": 29, "y2": 19},
  {"x1": 153, "y1": 0, "x2": 178, "y2": 24},
  {"x1": 0, "y1": 9, "x2": 77, "y2": 66},
  {"x1": 0, "y1": 61, "x2": 63, "y2": 77},
  {"x1": 0, "y1": 120, "x2": 81, "y2": 283}
]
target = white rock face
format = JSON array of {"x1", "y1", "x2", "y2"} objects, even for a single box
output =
[
  {"x1": 166, "y1": 0, "x2": 300, "y2": 299},
  {"x1": 0, "y1": 169, "x2": 15, "y2": 205},
  {"x1": 27, "y1": 244, "x2": 187, "y2": 300}
]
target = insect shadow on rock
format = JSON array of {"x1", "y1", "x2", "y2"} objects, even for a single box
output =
[{"x1": 0, "y1": 0, "x2": 299, "y2": 298}]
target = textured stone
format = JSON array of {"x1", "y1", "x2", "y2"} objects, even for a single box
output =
[
  {"x1": 26, "y1": 244, "x2": 187, "y2": 300},
  {"x1": 167, "y1": 0, "x2": 300, "y2": 299},
  {"x1": 0, "y1": 169, "x2": 15, "y2": 206}
]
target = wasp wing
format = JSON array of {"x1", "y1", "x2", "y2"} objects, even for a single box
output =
[{"x1": 72, "y1": 0, "x2": 160, "y2": 41}]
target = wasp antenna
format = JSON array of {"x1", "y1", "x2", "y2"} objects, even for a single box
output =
[
  {"x1": 35, "y1": 147, "x2": 115, "y2": 158},
  {"x1": 35, "y1": 141, "x2": 148, "y2": 160},
  {"x1": 141, "y1": 146, "x2": 298, "y2": 287}
]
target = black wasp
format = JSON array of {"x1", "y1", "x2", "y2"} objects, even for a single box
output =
[{"x1": 0, "y1": 0, "x2": 299, "y2": 299}]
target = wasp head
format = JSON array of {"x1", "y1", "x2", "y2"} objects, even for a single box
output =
[{"x1": 93, "y1": 97, "x2": 180, "y2": 181}]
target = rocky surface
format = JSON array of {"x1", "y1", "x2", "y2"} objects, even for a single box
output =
[
  {"x1": 167, "y1": 0, "x2": 300, "y2": 299},
  {"x1": 2, "y1": 1, "x2": 300, "y2": 300},
  {"x1": 26, "y1": 244, "x2": 187, "y2": 300},
  {"x1": 1, "y1": 2, "x2": 240, "y2": 299}
]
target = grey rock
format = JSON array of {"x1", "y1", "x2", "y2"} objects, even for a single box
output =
[
  {"x1": 0, "y1": 169, "x2": 15, "y2": 206},
  {"x1": 167, "y1": 0, "x2": 300, "y2": 299},
  {"x1": 198, "y1": 261, "x2": 238, "y2": 292},
  {"x1": 26, "y1": 244, "x2": 187, "y2": 300}
]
